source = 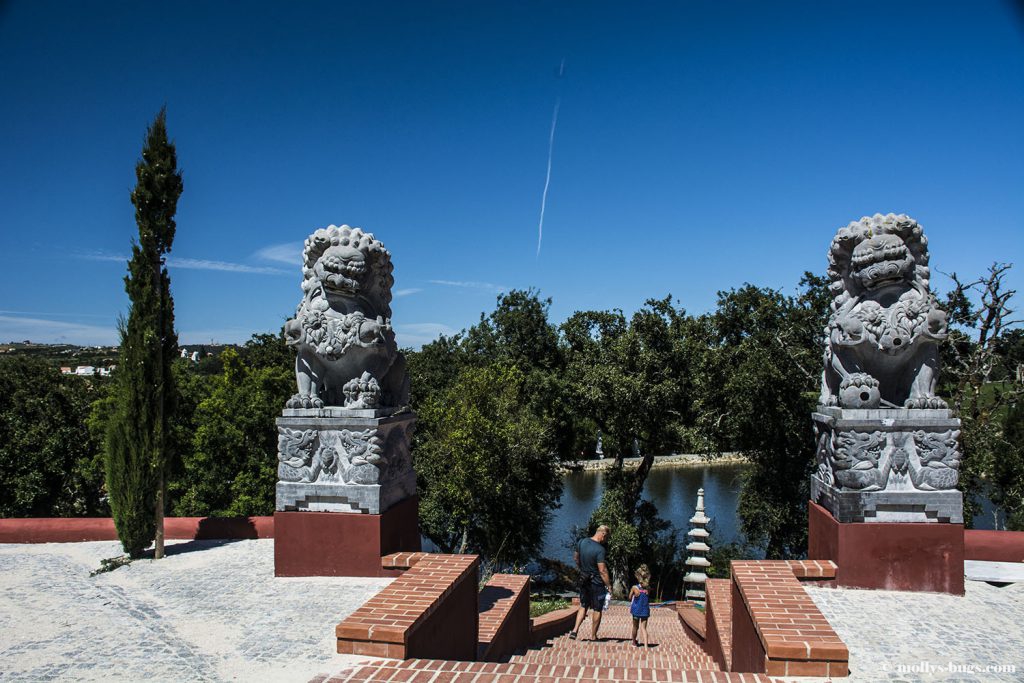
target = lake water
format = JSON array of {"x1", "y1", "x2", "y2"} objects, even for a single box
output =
[
  {"x1": 424, "y1": 459, "x2": 1001, "y2": 561},
  {"x1": 542, "y1": 462, "x2": 749, "y2": 564}
]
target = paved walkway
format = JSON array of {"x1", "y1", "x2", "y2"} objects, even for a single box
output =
[
  {"x1": 806, "y1": 581, "x2": 1024, "y2": 681},
  {"x1": 0, "y1": 540, "x2": 388, "y2": 682}
]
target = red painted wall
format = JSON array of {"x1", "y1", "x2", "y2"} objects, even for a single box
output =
[
  {"x1": 964, "y1": 529, "x2": 1024, "y2": 563},
  {"x1": 274, "y1": 496, "x2": 420, "y2": 577},
  {"x1": 0, "y1": 516, "x2": 273, "y2": 544},
  {"x1": 808, "y1": 501, "x2": 965, "y2": 595}
]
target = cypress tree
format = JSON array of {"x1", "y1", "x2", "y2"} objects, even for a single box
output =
[{"x1": 105, "y1": 108, "x2": 183, "y2": 559}]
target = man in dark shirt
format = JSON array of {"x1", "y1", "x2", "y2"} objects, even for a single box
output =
[{"x1": 569, "y1": 524, "x2": 613, "y2": 640}]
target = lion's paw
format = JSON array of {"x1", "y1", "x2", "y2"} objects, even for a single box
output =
[
  {"x1": 286, "y1": 394, "x2": 325, "y2": 409},
  {"x1": 904, "y1": 396, "x2": 947, "y2": 409},
  {"x1": 840, "y1": 373, "x2": 879, "y2": 390}
]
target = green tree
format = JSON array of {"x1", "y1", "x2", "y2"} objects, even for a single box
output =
[
  {"x1": 105, "y1": 108, "x2": 183, "y2": 558},
  {"x1": 562, "y1": 296, "x2": 695, "y2": 595},
  {"x1": 940, "y1": 263, "x2": 1022, "y2": 527},
  {"x1": 561, "y1": 296, "x2": 695, "y2": 478},
  {"x1": 693, "y1": 275, "x2": 827, "y2": 558},
  {"x1": 238, "y1": 331, "x2": 292, "y2": 372},
  {"x1": 406, "y1": 332, "x2": 467, "y2": 406},
  {"x1": 415, "y1": 363, "x2": 561, "y2": 565},
  {"x1": 173, "y1": 347, "x2": 292, "y2": 516},
  {"x1": 0, "y1": 357, "x2": 107, "y2": 517},
  {"x1": 585, "y1": 467, "x2": 682, "y2": 598}
]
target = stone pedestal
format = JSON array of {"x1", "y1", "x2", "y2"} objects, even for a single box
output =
[
  {"x1": 811, "y1": 407, "x2": 963, "y2": 523},
  {"x1": 276, "y1": 408, "x2": 416, "y2": 514},
  {"x1": 273, "y1": 407, "x2": 420, "y2": 576},
  {"x1": 809, "y1": 406, "x2": 965, "y2": 594}
]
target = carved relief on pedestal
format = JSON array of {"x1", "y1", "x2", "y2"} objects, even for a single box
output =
[
  {"x1": 814, "y1": 418, "x2": 962, "y2": 494},
  {"x1": 277, "y1": 426, "x2": 389, "y2": 485}
]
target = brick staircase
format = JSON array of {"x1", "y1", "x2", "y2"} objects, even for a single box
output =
[
  {"x1": 321, "y1": 603, "x2": 771, "y2": 682},
  {"x1": 323, "y1": 555, "x2": 846, "y2": 681}
]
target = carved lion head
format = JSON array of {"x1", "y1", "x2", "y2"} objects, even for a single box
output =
[
  {"x1": 827, "y1": 214, "x2": 931, "y2": 304},
  {"x1": 300, "y1": 224, "x2": 394, "y2": 317}
]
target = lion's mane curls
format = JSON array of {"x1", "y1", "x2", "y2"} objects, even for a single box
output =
[
  {"x1": 300, "y1": 224, "x2": 394, "y2": 316},
  {"x1": 826, "y1": 213, "x2": 931, "y2": 306}
]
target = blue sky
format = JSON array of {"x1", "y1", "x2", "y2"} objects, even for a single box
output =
[{"x1": 1, "y1": 1, "x2": 1022, "y2": 347}]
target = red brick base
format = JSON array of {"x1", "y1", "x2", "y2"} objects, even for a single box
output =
[
  {"x1": 274, "y1": 496, "x2": 420, "y2": 577},
  {"x1": 808, "y1": 500, "x2": 964, "y2": 595}
]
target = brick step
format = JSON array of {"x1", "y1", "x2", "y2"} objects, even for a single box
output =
[
  {"x1": 320, "y1": 658, "x2": 772, "y2": 683},
  {"x1": 510, "y1": 657, "x2": 720, "y2": 670},
  {"x1": 414, "y1": 659, "x2": 716, "y2": 674},
  {"x1": 509, "y1": 655, "x2": 712, "y2": 667},
  {"x1": 515, "y1": 645, "x2": 715, "y2": 661},
  {"x1": 530, "y1": 636, "x2": 710, "y2": 655},
  {"x1": 537, "y1": 635, "x2": 708, "y2": 649}
]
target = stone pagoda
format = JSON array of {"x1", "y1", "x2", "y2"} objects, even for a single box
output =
[
  {"x1": 808, "y1": 214, "x2": 964, "y2": 594},
  {"x1": 684, "y1": 488, "x2": 711, "y2": 605},
  {"x1": 273, "y1": 224, "x2": 419, "y2": 577}
]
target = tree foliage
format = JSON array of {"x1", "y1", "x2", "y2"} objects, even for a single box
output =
[
  {"x1": 940, "y1": 263, "x2": 1023, "y2": 528},
  {"x1": 105, "y1": 108, "x2": 183, "y2": 558},
  {"x1": 4, "y1": 244, "x2": 1020, "y2": 580},
  {"x1": 415, "y1": 363, "x2": 561, "y2": 565},
  {"x1": 171, "y1": 348, "x2": 292, "y2": 516},
  {"x1": 0, "y1": 357, "x2": 107, "y2": 517},
  {"x1": 692, "y1": 274, "x2": 828, "y2": 558},
  {"x1": 561, "y1": 296, "x2": 696, "y2": 464}
]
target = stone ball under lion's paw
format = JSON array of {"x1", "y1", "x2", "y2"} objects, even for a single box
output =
[{"x1": 839, "y1": 382, "x2": 881, "y2": 408}]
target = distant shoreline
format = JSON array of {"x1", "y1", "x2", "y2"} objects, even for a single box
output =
[{"x1": 561, "y1": 452, "x2": 748, "y2": 472}]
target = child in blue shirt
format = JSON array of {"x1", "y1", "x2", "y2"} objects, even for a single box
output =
[{"x1": 628, "y1": 564, "x2": 652, "y2": 647}]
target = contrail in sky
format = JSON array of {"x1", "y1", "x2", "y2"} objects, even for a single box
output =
[{"x1": 536, "y1": 59, "x2": 565, "y2": 258}]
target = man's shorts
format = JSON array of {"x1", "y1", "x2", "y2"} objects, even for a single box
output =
[{"x1": 579, "y1": 580, "x2": 607, "y2": 611}]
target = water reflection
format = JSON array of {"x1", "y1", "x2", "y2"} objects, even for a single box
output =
[
  {"x1": 542, "y1": 462, "x2": 749, "y2": 563},
  {"x1": 425, "y1": 460, "x2": 1002, "y2": 560}
]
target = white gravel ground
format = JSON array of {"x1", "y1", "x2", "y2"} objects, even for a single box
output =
[{"x1": 0, "y1": 539, "x2": 390, "y2": 682}]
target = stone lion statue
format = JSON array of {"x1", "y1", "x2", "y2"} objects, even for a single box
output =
[
  {"x1": 820, "y1": 213, "x2": 948, "y2": 409},
  {"x1": 283, "y1": 225, "x2": 409, "y2": 409}
]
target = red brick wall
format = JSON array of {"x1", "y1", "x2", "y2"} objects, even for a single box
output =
[
  {"x1": 704, "y1": 578, "x2": 732, "y2": 671},
  {"x1": 477, "y1": 574, "x2": 531, "y2": 661},
  {"x1": 730, "y1": 560, "x2": 849, "y2": 678},
  {"x1": 336, "y1": 554, "x2": 480, "y2": 661},
  {"x1": 406, "y1": 557, "x2": 480, "y2": 661},
  {"x1": 676, "y1": 602, "x2": 706, "y2": 640},
  {"x1": 730, "y1": 578, "x2": 766, "y2": 673},
  {"x1": 530, "y1": 607, "x2": 577, "y2": 643}
]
